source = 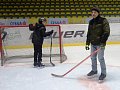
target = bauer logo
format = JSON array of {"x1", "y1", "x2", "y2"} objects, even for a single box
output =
[
  {"x1": 45, "y1": 30, "x2": 86, "y2": 44},
  {"x1": 62, "y1": 31, "x2": 85, "y2": 38},
  {"x1": 45, "y1": 30, "x2": 85, "y2": 39}
]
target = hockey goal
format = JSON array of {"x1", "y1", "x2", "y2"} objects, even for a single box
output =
[{"x1": 0, "y1": 25, "x2": 67, "y2": 66}]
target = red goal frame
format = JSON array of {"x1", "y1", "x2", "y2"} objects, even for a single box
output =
[{"x1": 0, "y1": 24, "x2": 66, "y2": 66}]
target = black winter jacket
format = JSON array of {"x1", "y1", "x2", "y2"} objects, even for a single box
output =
[
  {"x1": 29, "y1": 23, "x2": 53, "y2": 45},
  {"x1": 86, "y1": 15, "x2": 110, "y2": 46}
]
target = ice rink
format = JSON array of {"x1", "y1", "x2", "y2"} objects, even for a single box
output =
[{"x1": 0, "y1": 45, "x2": 120, "y2": 90}]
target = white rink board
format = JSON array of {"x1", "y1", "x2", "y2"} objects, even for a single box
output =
[
  {"x1": 3, "y1": 23, "x2": 120, "y2": 47},
  {"x1": 60, "y1": 23, "x2": 120, "y2": 45}
]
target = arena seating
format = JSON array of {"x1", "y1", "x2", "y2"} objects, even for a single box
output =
[{"x1": 0, "y1": 0, "x2": 120, "y2": 18}]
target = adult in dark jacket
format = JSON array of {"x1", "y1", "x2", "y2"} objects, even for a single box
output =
[
  {"x1": 85, "y1": 7, "x2": 110, "y2": 81},
  {"x1": 29, "y1": 18, "x2": 53, "y2": 67}
]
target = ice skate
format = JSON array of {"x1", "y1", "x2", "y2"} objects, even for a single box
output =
[
  {"x1": 38, "y1": 63, "x2": 45, "y2": 69},
  {"x1": 33, "y1": 63, "x2": 38, "y2": 68},
  {"x1": 87, "y1": 70, "x2": 97, "y2": 79},
  {"x1": 98, "y1": 73, "x2": 106, "y2": 83}
]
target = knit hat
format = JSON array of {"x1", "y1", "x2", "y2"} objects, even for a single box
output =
[{"x1": 91, "y1": 7, "x2": 100, "y2": 13}]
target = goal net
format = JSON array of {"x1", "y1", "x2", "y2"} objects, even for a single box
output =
[{"x1": 0, "y1": 25, "x2": 67, "y2": 66}]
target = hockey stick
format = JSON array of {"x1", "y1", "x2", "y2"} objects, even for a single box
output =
[
  {"x1": 50, "y1": 35, "x2": 55, "y2": 66},
  {"x1": 51, "y1": 48, "x2": 100, "y2": 77}
]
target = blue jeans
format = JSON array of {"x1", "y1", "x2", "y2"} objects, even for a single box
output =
[{"x1": 91, "y1": 44, "x2": 106, "y2": 75}]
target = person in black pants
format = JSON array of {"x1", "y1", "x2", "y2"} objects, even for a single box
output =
[
  {"x1": 0, "y1": 27, "x2": 7, "y2": 62},
  {"x1": 0, "y1": 27, "x2": 7, "y2": 40},
  {"x1": 29, "y1": 18, "x2": 53, "y2": 67}
]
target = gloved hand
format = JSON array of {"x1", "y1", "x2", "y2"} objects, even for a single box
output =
[
  {"x1": 100, "y1": 44, "x2": 105, "y2": 49},
  {"x1": 50, "y1": 30, "x2": 54, "y2": 35},
  {"x1": 29, "y1": 24, "x2": 35, "y2": 31},
  {"x1": 85, "y1": 45, "x2": 90, "y2": 50}
]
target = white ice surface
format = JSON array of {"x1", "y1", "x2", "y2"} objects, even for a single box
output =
[{"x1": 0, "y1": 45, "x2": 120, "y2": 90}]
